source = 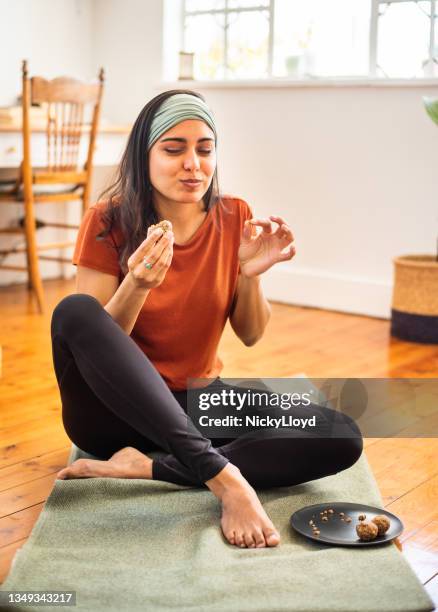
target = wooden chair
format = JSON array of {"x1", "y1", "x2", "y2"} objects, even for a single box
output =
[{"x1": 0, "y1": 60, "x2": 105, "y2": 313}]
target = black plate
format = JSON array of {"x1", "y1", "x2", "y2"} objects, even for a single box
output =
[{"x1": 290, "y1": 502, "x2": 403, "y2": 547}]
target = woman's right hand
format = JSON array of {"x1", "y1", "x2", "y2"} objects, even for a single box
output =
[{"x1": 127, "y1": 223, "x2": 174, "y2": 290}]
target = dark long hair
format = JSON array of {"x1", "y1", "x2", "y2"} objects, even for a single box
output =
[{"x1": 97, "y1": 89, "x2": 222, "y2": 273}]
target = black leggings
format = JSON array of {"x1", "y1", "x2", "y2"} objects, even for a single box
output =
[{"x1": 51, "y1": 294, "x2": 363, "y2": 488}]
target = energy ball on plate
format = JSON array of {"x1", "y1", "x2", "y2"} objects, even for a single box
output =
[
  {"x1": 372, "y1": 515, "x2": 391, "y2": 535},
  {"x1": 356, "y1": 521, "x2": 378, "y2": 541}
]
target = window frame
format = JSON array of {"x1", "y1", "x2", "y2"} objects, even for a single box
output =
[
  {"x1": 179, "y1": 0, "x2": 438, "y2": 82},
  {"x1": 370, "y1": 0, "x2": 437, "y2": 78},
  {"x1": 182, "y1": 0, "x2": 275, "y2": 78}
]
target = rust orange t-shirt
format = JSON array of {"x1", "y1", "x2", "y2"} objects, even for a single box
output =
[{"x1": 72, "y1": 196, "x2": 253, "y2": 391}]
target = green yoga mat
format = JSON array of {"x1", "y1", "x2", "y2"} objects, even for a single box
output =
[{"x1": 1, "y1": 446, "x2": 434, "y2": 612}]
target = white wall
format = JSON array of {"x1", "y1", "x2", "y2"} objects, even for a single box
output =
[
  {"x1": 1, "y1": 0, "x2": 437, "y2": 319},
  {"x1": 181, "y1": 83, "x2": 438, "y2": 318},
  {"x1": 0, "y1": 0, "x2": 94, "y2": 106},
  {"x1": 0, "y1": 0, "x2": 95, "y2": 286},
  {"x1": 92, "y1": 0, "x2": 163, "y2": 122}
]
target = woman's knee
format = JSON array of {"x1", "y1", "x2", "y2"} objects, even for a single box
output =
[
  {"x1": 334, "y1": 427, "x2": 364, "y2": 472},
  {"x1": 51, "y1": 293, "x2": 102, "y2": 338}
]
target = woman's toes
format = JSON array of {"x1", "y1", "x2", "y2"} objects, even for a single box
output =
[
  {"x1": 57, "y1": 459, "x2": 92, "y2": 479},
  {"x1": 226, "y1": 531, "x2": 236, "y2": 546},
  {"x1": 235, "y1": 533, "x2": 245, "y2": 548},
  {"x1": 70, "y1": 459, "x2": 91, "y2": 476},
  {"x1": 244, "y1": 533, "x2": 256, "y2": 548},
  {"x1": 264, "y1": 529, "x2": 280, "y2": 547},
  {"x1": 254, "y1": 531, "x2": 266, "y2": 548}
]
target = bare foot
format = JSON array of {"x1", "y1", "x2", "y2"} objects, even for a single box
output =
[
  {"x1": 206, "y1": 464, "x2": 280, "y2": 549},
  {"x1": 56, "y1": 447, "x2": 153, "y2": 480},
  {"x1": 56, "y1": 450, "x2": 279, "y2": 549}
]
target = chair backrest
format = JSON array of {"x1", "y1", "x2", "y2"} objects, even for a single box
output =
[{"x1": 22, "y1": 60, "x2": 105, "y2": 172}]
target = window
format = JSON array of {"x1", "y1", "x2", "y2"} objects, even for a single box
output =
[
  {"x1": 182, "y1": 1, "x2": 273, "y2": 79},
  {"x1": 176, "y1": 0, "x2": 438, "y2": 80},
  {"x1": 273, "y1": 0, "x2": 370, "y2": 78},
  {"x1": 371, "y1": 0, "x2": 438, "y2": 78}
]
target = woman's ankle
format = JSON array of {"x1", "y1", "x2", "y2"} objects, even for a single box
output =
[{"x1": 205, "y1": 463, "x2": 245, "y2": 499}]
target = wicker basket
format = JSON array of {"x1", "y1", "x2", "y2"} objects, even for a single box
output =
[{"x1": 391, "y1": 255, "x2": 438, "y2": 343}]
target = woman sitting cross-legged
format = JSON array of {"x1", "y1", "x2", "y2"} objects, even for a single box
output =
[{"x1": 51, "y1": 90, "x2": 363, "y2": 549}]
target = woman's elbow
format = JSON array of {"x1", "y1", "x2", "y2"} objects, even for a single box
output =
[{"x1": 241, "y1": 332, "x2": 263, "y2": 347}]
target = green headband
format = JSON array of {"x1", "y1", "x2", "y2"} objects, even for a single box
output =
[{"x1": 147, "y1": 93, "x2": 217, "y2": 150}]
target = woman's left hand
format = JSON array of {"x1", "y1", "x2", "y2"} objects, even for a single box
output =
[{"x1": 238, "y1": 215, "x2": 296, "y2": 278}]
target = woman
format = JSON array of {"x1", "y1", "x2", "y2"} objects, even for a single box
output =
[{"x1": 51, "y1": 90, "x2": 363, "y2": 550}]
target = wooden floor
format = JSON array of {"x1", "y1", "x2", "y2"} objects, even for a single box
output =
[{"x1": 0, "y1": 277, "x2": 437, "y2": 608}]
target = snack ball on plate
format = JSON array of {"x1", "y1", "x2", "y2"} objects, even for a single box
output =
[
  {"x1": 371, "y1": 515, "x2": 390, "y2": 535},
  {"x1": 356, "y1": 521, "x2": 378, "y2": 541}
]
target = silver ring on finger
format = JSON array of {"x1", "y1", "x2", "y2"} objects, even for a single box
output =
[{"x1": 143, "y1": 256, "x2": 154, "y2": 270}]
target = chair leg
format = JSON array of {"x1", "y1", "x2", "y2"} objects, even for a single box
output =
[
  {"x1": 25, "y1": 248, "x2": 33, "y2": 289},
  {"x1": 81, "y1": 188, "x2": 90, "y2": 216},
  {"x1": 23, "y1": 196, "x2": 45, "y2": 313}
]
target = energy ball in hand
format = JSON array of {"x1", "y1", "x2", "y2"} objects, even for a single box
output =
[
  {"x1": 356, "y1": 521, "x2": 378, "y2": 541},
  {"x1": 372, "y1": 515, "x2": 390, "y2": 536},
  {"x1": 150, "y1": 220, "x2": 172, "y2": 235}
]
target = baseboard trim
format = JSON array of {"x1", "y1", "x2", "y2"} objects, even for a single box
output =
[{"x1": 261, "y1": 264, "x2": 392, "y2": 319}]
